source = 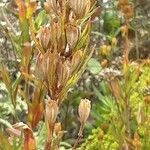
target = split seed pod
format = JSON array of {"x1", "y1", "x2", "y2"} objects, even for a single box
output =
[{"x1": 78, "y1": 99, "x2": 91, "y2": 123}]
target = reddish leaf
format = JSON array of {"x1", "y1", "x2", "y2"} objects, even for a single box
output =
[{"x1": 24, "y1": 128, "x2": 36, "y2": 150}]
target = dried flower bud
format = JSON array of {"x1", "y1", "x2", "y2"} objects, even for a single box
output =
[
  {"x1": 108, "y1": 79, "x2": 121, "y2": 99},
  {"x1": 45, "y1": 99, "x2": 59, "y2": 125},
  {"x1": 66, "y1": 25, "x2": 79, "y2": 49},
  {"x1": 35, "y1": 52, "x2": 50, "y2": 80},
  {"x1": 78, "y1": 98, "x2": 91, "y2": 123},
  {"x1": 38, "y1": 26, "x2": 51, "y2": 50},
  {"x1": 69, "y1": 0, "x2": 91, "y2": 18},
  {"x1": 57, "y1": 60, "x2": 71, "y2": 88},
  {"x1": 71, "y1": 50, "x2": 83, "y2": 71},
  {"x1": 46, "y1": 0, "x2": 57, "y2": 13}
]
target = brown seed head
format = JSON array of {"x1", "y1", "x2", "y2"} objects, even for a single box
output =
[{"x1": 78, "y1": 98, "x2": 91, "y2": 123}]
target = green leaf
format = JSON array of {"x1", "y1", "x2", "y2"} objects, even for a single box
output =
[
  {"x1": 87, "y1": 58, "x2": 102, "y2": 74},
  {"x1": 34, "y1": 10, "x2": 47, "y2": 31}
]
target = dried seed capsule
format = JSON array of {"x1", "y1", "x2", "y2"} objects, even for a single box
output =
[
  {"x1": 46, "y1": 0, "x2": 57, "y2": 13},
  {"x1": 45, "y1": 99, "x2": 59, "y2": 125},
  {"x1": 66, "y1": 24, "x2": 79, "y2": 49},
  {"x1": 57, "y1": 59, "x2": 71, "y2": 88},
  {"x1": 71, "y1": 50, "x2": 83, "y2": 71},
  {"x1": 78, "y1": 99, "x2": 91, "y2": 123},
  {"x1": 38, "y1": 26, "x2": 51, "y2": 50},
  {"x1": 69, "y1": 0, "x2": 91, "y2": 18}
]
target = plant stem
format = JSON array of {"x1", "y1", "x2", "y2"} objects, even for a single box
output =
[{"x1": 73, "y1": 123, "x2": 84, "y2": 149}]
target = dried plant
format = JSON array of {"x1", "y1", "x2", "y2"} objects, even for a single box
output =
[{"x1": 0, "y1": 0, "x2": 98, "y2": 149}]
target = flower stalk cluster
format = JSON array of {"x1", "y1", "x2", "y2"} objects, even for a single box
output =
[{"x1": 14, "y1": 0, "x2": 97, "y2": 149}]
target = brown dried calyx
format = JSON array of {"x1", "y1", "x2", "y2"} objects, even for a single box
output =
[
  {"x1": 78, "y1": 98, "x2": 91, "y2": 124},
  {"x1": 45, "y1": 99, "x2": 59, "y2": 125},
  {"x1": 46, "y1": 0, "x2": 58, "y2": 13},
  {"x1": 65, "y1": 24, "x2": 79, "y2": 50},
  {"x1": 69, "y1": 0, "x2": 91, "y2": 18},
  {"x1": 38, "y1": 26, "x2": 51, "y2": 50}
]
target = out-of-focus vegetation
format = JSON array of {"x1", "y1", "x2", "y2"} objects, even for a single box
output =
[{"x1": 0, "y1": 0, "x2": 150, "y2": 150}]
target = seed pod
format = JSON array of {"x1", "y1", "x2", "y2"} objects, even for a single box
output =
[
  {"x1": 66, "y1": 24, "x2": 79, "y2": 49},
  {"x1": 38, "y1": 26, "x2": 51, "y2": 50},
  {"x1": 69, "y1": 0, "x2": 91, "y2": 18},
  {"x1": 78, "y1": 99, "x2": 91, "y2": 123},
  {"x1": 34, "y1": 53, "x2": 43, "y2": 79},
  {"x1": 57, "y1": 60, "x2": 71, "y2": 88},
  {"x1": 45, "y1": 99, "x2": 59, "y2": 125},
  {"x1": 46, "y1": 0, "x2": 57, "y2": 13},
  {"x1": 71, "y1": 50, "x2": 83, "y2": 71}
]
